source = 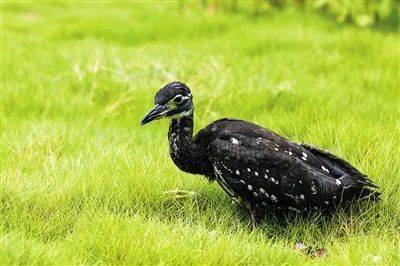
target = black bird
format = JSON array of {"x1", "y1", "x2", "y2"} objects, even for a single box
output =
[{"x1": 141, "y1": 82, "x2": 380, "y2": 224}]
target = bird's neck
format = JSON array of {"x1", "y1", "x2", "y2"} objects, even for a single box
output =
[
  {"x1": 169, "y1": 115, "x2": 194, "y2": 140},
  {"x1": 168, "y1": 115, "x2": 211, "y2": 176}
]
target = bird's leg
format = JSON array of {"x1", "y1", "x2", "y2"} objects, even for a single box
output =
[{"x1": 249, "y1": 205, "x2": 263, "y2": 228}]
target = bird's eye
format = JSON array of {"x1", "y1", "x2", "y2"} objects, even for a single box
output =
[{"x1": 173, "y1": 95, "x2": 183, "y2": 103}]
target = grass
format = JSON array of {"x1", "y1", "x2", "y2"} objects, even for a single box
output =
[{"x1": 1, "y1": 2, "x2": 399, "y2": 265}]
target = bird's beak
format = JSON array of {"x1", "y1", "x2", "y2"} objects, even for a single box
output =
[{"x1": 140, "y1": 104, "x2": 169, "y2": 125}]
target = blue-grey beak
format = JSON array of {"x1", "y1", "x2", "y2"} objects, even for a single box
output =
[{"x1": 140, "y1": 104, "x2": 169, "y2": 125}]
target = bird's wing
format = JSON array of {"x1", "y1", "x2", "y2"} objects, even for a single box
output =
[
  {"x1": 195, "y1": 118, "x2": 379, "y2": 204},
  {"x1": 300, "y1": 143, "x2": 380, "y2": 200},
  {"x1": 194, "y1": 118, "x2": 355, "y2": 180},
  {"x1": 301, "y1": 143, "x2": 374, "y2": 184},
  {"x1": 207, "y1": 133, "x2": 343, "y2": 211}
]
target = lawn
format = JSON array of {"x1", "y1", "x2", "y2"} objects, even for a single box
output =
[{"x1": 1, "y1": 2, "x2": 399, "y2": 265}]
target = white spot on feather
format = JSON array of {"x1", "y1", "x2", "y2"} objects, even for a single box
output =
[
  {"x1": 311, "y1": 186, "x2": 317, "y2": 194},
  {"x1": 235, "y1": 170, "x2": 240, "y2": 175},
  {"x1": 259, "y1": 188, "x2": 265, "y2": 193},
  {"x1": 288, "y1": 151, "x2": 293, "y2": 155},
  {"x1": 253, "y1": 192, "x2": 258, "y2": 197},
  {"x1": 247, "y1": 185, "x2": 253, "y2": 191},
  {"x1": 230, "y1": 137, "x2": 239, "y2": 145},
  {"x1": 299, "y1": 194, "x2": 305, "y2": 200},
  {"x1": 270, "y1": 194, "x2": 277, "y2": 202},
  {"x1": 247, "y1": 168, "x2": 251, "y2": 172},
  {"x1": 302, "y1": 152, "x2": 307, "y2": 158},
  {"x1": 336, "y1": 179, "x2": 341, "y2": 186},
  {"x1": 254, "y1": 171, "x2": 259, "y2": 176},
  {"x1": 321, "y1": 166, "x2": 330, "y2": 173}
]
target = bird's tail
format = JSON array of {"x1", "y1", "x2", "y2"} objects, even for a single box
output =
[
  {"x1": 340, "y1": 174, "x2": 381, "y2": 202},
  {"x1": 301, "y1": 143, "x2": 381, "y2": 203}
]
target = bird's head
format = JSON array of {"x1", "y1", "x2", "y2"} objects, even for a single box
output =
[{"x1": 140, "y1": 81, "x2": 193, "y2": 125}]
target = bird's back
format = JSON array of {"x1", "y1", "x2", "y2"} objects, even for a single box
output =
[{"x1": 194, "y1": 118, "x2": 287, "y2": 147}]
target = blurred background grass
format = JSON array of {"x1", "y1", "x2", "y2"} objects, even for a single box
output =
[{"x1": 1, "y1": 1, "x2": 400, "y2": 265}]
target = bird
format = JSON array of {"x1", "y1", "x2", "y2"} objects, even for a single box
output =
[{"x1": 140, "y1": 81, "x2": 380, "y2": 225}]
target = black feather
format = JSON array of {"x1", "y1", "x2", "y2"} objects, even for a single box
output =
[{"x1": 144, "y1": 82, "x2": 381, "y2": 221}]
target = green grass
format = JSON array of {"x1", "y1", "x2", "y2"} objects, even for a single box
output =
[{"x1": 1, "y1": 2, "x2": 399, "y2": 265}]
